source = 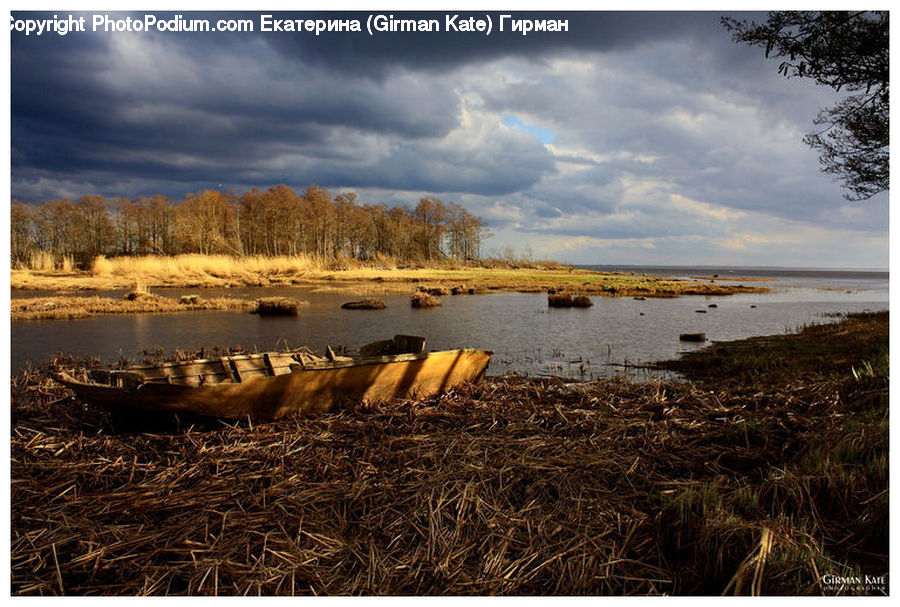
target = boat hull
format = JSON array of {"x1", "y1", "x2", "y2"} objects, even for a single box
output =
[{"x1": 56, "y1": 348, "x2": 492, "y2": 421}]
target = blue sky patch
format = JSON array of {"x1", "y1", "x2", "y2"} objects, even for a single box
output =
[{"x1": 502, "y1": 115, "x2": 555, "y2": 144}]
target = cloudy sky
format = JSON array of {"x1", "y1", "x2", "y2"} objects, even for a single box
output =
[{"x1": 9, "y1": 9, "x2": 889, "y2": 268}]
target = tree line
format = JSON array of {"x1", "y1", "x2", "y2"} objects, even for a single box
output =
[{"x1": 11, "y1": 185, "x2": 486, "y2": 267}]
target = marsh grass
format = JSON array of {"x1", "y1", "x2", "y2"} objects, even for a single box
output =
[
  {"x1": 12, "y1": 254, "x2": 770, "y2": 297},
  {"x1": 410, "y1": 292, "x2": 441, "y2": 308},
  {"x1": 340, "y1": 298, "x2": 387, "y2": 310},
  {"x1": 11, "y1": 294, "x2": 253, "y2": 321},
  {"x1": 548, "y1": 293, "x2": 593, "y2": 308},
  {"x1": 93, "y1": 254, "x2": 325, "y2": 286},
  {"x1": 9, "y1": 312, "x2": 887, "y2": 595},
  {"x1": 652, "y1": 312, "x2": 888, "y2": 595},
  {"x1": 123, "y1": 282, "x2": 153, "y2": 301},
  {"x1": 22, "y1": 251, "x2": 75, "y2": 272},
  {"x1": 417, "y1": 285, "x2": 449, "y2": 296},
  {"x1": 251, "y1": 297, "x2": 307, "y2": 316},
  {"x1": 660, "y1": 312, "x2": 888, "y2": 385}
]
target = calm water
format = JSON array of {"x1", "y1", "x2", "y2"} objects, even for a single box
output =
[{"x1": 11, "y1": 268, "x2": 888, "y2": 379}]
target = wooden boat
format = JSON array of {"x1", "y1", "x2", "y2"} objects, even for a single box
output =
[{"x1": 54, "y1": 335, "x2": 492, "y2": 421}]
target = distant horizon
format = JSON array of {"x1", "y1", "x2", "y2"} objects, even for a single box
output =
[{"x1": 575, "y1": 263, "x2": 890, "y2": 273}]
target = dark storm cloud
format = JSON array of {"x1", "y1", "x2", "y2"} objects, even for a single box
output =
[
  {"x1": 9, "y1": 10, "x2": 887, "y2": 267},
  {"x1": 18, "y1": 9, "x2": 634, "y2": 200},
  {"x1": 8, "y1": 10, "x2": 742, "y2": 202},
  {"x1": 257, "y1": 11, "x2": 721, "y2": 74},
  {"x1": 469, "y1": 25, "x2": 871, "y2": 230}
]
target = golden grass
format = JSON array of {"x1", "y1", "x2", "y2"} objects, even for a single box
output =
[
  {"x1": 92, "y1": 254, "x2": 325, "y2": 285},
  {"x1": 251, "y1": 297, "x2": 307, "y2": 316},
  {"x1": 417, "y1": 285, "x2": 450, "y2": 296},
  {"x1": 9, "y1": 313, "x2": 888, "y2": 595},
  {"x1": 12, "y1": 254, "x2": 770, "y2": 297},
  {"x1": 11, "y1": 293, "x2": 253, "y2": 321},
  {"x1": 410, "y1": 292, "x2": 441, "y2": 308},
  {"x1": 20, "y1": 251, "x2": 75, "y2": 272},
  {"x1": 340, "y1": 298, "x2": 388, "y2": 310}
]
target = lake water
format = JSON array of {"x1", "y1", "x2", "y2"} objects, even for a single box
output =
[{"x1": 11, "y1": 268, "x2": 888, "y2": 379}]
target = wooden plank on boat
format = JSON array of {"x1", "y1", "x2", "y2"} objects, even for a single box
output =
[
  {"x1": 358, "y1": 339, "x2": 394, "y2": 357},
  {"x1": 215, "y1": 359, "x2": 234, "y2": 382},
  {"x1": 220, "y1": 357, "x2": 238, "y2": 382},
  {"x1": 109, "y1": 370, "x2": 146, "y2": 388},
  {"x1": 263, "y1": 353, "x2": 276, "y2": 375},
  {"x1": 358, "y1": 335, "x2": 427, "y2": 357},
  {"x1": 113, "y1": 360, "x2": 226, "y2": 387},
  {"x1": 265, "y1": 353, "x2": 296, "y2": 375},
  {"x1": 394, "y1": 335, "x2": 426, "y2": 354},
  {"x1": 132, "y1": 367, "x2": 167, "y2": 381},
  {"x1": 88, "y1": 369, "x2": 111, "y2": 384},
  {"x1": 149, "y1": 361, "x2": 218, "y2": 382},
  {"x1": 171, "y1": 371, "x2": 233, "y2": 384},
  {"x1": 301, "y1": 352, "x2": 428, "y2": 369},
  {"x1": 231, "y1": 357, "x2": 269, "y2": 380}
]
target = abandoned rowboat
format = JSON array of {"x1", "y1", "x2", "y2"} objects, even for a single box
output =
[{"x1": 54, "y1": 335, "x2": 492, "y2": 421}]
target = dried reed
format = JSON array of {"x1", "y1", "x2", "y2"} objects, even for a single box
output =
[
  {"x1": 12, "y1": 295, "x2": 252, "y2": 321},
  {"x1": 341, "y1": 298, "x2": 387, "y2": 310},
  {"x1": 13, "y1": 254, "x2": 770, "y2": 298},
  {"x1": 547, "y1": 293, "x2": 593, "y2": 308},
  {"x1": 251, "y1": 298, "x2": 307, "y2": 316},
  {"x1": 410, "y1": 293, "x2": 441, "y2": 308},
  {"x1": 25, "y1": 251, "x2": 75, "y2": 272},
  {"x1": 10, "y1": 313, "x2": 888, "y2": 596}
]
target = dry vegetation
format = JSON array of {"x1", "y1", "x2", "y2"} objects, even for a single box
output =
[
  {"x1": 11, "y1": 291, "x2": 253, "y2": 321},
  {"x1": 251, "y1": 297, "x2": 307, "y2": 317},
  {"x1": 410, "y1": 292, "x2": 442, "y2": 308},
  {"x1": 10, "y1": 313, "x2": 887, "y2": 596},
  {"x1": 341, "y1": 298, "x2": 387, "y2": 310},
  {"x1": 10, "y1": 253, "x2": 768, "y2": 297},
  {"x1": 547, "y1": 293, "x2": 594, "y2": 308}
]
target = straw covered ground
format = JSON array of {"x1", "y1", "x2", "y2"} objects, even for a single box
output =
[{"x1": 10, "y1": 312, "x2": 887, "y2": 596}]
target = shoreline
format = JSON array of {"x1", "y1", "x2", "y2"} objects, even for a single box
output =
[
  {"x1": 11, "y1": 292, "x2": 254, "y2": 321},
  {"x1": 11, "y1": 312, "x2": 887, "y2": 595},
  {"x1": 11, "y1": 265, "x2": 769, "y2": 321},
  {"x1": 11, "y1": 254, "x2": 770, "y2": 296}
]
